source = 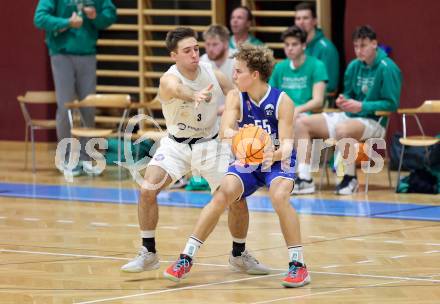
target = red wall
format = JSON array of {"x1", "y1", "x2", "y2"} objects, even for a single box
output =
[
  {"x1": 1, "y1": 1, "x2": 439, "y2": 141},
  {"x1": 345, "y1": 0, "x2": 440, "y2": 137},
  {"x1": 0, "y1": 0, "x2": 56, "y2": 141}
]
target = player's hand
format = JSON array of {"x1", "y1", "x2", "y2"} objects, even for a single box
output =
[
  {"x1": 241, "y1": 123, "x2": 254, "y2": 129},
  {"x1": 261, "y1": 146, "x2": 275, "y2": 171},
  {"x1": 193, "y1": 84, "x2": 213, "y2": 108},
  {"x1": 83, "y1": 6, "x2": 97, "y2": 20},
  {"x1": 69, "y1": 12, "x2": 83, "y2": 28},
  {"x1": 223, "y1": 128, "x2": 237, "y2": 140}
]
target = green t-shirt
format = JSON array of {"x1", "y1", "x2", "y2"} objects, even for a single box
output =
[
  {"x1": 229, "y1": 34, "x2": 264, "y2": 50},
  {"x1": 269, "y1": 56, "x2": 328, "y2": 107},
  {"x1": 306, "y1": 28, "x2": 339, "y2": 92}
]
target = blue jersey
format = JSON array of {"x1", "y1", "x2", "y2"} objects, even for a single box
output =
[
  {"x1": 227, "y1": 86, "x2": 297, "y2": 199},
  {"x1": 239, "y1": 86, "x2": 284, "y2": 146}
]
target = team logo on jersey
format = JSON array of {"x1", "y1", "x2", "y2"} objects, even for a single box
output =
[
  {"x1": 246, "y1": 99, "x2": 252, "y2": 112},
  {"x1": 177, "y1": 123, "x2": 186, "y2": 130},
  {"x1": 264, "y1": 104, "x2": 275, "y2": 116},
  {"x1": 154, "y1": 154, "x2": 165, "y2": 161}
]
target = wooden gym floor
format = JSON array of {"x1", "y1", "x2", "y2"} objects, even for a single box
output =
[{"x1": 0, "y1": 141, "x2": 439, "y2": 304}]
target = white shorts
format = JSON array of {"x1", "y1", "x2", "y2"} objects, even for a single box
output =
[
  {"x1": 322, "y1": 112, "x2": 385, "y2": 140},
  {"x1": 148, "y1": 136, "x2": 232, "y2": 193}
]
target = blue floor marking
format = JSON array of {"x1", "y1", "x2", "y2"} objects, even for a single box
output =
[{"x1": 0, "y1": 182, "x2": 439, "y2": 222}]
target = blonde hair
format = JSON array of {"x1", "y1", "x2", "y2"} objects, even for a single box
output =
[
  {"x1": 203, "y1": 24, "x2": 230, "y2": 42},
  {"x1": 232, "y1": 44, "x2": 275, "y2": 82}
]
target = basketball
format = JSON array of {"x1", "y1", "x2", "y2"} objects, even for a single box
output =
[{"x1": 231, "y1": 125, "x2": 272, "y2": 165}]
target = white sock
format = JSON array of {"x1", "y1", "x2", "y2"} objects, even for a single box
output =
[
  {"x1": 232, "y1": 237, "x2": 246, "y2": 243},
  {"x1": 183, "y1": 236, "x2": 203, "y2": 258},
  {"x1": 344, "y1": 162, "x2": 356, "y2": 176},
  {"x1": 140, "y1": 230, "x2": 155, "y2": 238},
  {"x1": 288, "y1": 245, "x2": 304, "y2": 264},
  {"x1": 298, "y1": 163, "x2": 311, "y2": 180}
]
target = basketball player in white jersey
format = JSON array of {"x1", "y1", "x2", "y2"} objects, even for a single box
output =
[{"x1": 121, "y1": 27, "x2": 269, "y2": 275}]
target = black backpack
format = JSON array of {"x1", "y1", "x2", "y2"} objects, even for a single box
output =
[{"x1": 407, "y1": 168, "x2": 438, "y2": 194}]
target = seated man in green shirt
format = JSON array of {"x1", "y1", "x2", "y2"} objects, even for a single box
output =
[
  {"x1": 295, "y1": 2, "x2": 339, "y2": 94},
  {"x1": 293, "y1": 25, "x2": 402, "y2": 195},
  {"x1": 269, "y1": 26, "x2": 328, "y2": 116},
  {"x1": 229, "y1": 6, "x2": 264, "y2": 50}
]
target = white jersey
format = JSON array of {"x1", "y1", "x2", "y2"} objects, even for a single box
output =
[
  {"x1": 200, "y1": 49, "x2": 235, "y2": 83},
  {"x1": 161, "y1": 62, "x2": 224, "y2": 138}
]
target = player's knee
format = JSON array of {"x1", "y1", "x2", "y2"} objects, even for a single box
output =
[
  {"x1": 270, "y1": 191, "x2": 290, "y2": 212},
  {"x1": 139, "y1": 187, "x2": 159, "y2": 205},
  {"x1": 335, "y1": 124, "x2": 349, "y2": 139},
  {"x1": 229, "y1": 198, "x2": 247, "y2": 212},
  {"x1": 213, "y1": 189, "x2": 234, "y2": 209}
]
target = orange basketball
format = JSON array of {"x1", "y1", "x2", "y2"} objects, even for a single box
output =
[{"x1": 231, "y1": 125, "x2": 272, "y2": 165}]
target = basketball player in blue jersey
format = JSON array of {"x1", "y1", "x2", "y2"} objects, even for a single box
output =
[
  {"x1": 164, "y1": 44, "x2": 310, "y2": 288},
  {"x1": 121, "y1": 27, "x2": 270, "y2": 276}
]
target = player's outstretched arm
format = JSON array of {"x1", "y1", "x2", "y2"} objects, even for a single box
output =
[
  {"x1": 158, "y1": 74, "x2": 213, "y2": 108},
  {"x1": 274, "y1": 93, "x2": 295, "y2": 162},
  {"x1": 214, "y1": 69, "x2": 234, "y2": 96},
  {"x1": 219, "y1": 89, "x2": 241, "y2": 140},
  {"x1": 158, "y1": 74, "x2": 194, "y2": 102}
]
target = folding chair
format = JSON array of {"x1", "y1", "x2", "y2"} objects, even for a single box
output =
[
  {"x1": 65, "y1": 94, "x2": 132, "y2": 177},
  {"x1": 17, "y1": 91, "x2": 57, "y2": 172},
  {"x1": 395, "y1": 100, "x2": 440, "y2": 191}
]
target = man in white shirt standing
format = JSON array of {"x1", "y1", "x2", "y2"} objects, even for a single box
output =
[{"x1": 201, "y1": 25, "x2": 235, "y2": 83}]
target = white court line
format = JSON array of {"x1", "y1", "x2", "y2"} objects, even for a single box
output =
[
  {"x1": 90, "y1": 222, "x2": 110, "y2": 227},
  {"x1": 269, "y1": 232, "x2": 283, "y2": 236},
  {"x1": 74, "y1": 273, "x2": 282, "y2": 304},
  {"x1": 390, "y1": 255, "x2": 407, "y2": 259},
  {"x1": 425, "y1": 243, "x2": 440, "y2": 246},
  {"x1": 23, "y1": 217, "x2": 40, "y2": 221},
  {"x1": 309, "y1": 235, "x2": 327, "y2": 239},
  {"x1": 249, "y1": 279, "x2": 407, "y2": 304},
  {"x1": 4, "y1": 248, "x2": 440, "y2": 284},
  {"x1": 346, "y1": 238, "x2": 364, "y2": 241},
  {"x1": 356, "y1": 260, "x2": 373, "y2": 264},
  {"x1": 308, "y1": 270, "x2": 440, "y2": 283},
  {"x1": 0, "y1": 216, "x2": 6, "y2": 219},
  {"x1": 125, "y1": 224, "x2": 138, "y2": 227},
  {"x1": 424, "y1": 250, "x2": 439, "y2": 254},
  {"x1": 384, "y1": 240, "x2": 403, "y2": 244},
  {"x1": 0, "y1": 249, "x2": 129, "y2": 260},
  {"x1": 321, "y1": 265, "x2": 341, "y2": 269},
  {"x1": 57, "y1": 219, "x2": 74, "y2": 224}
]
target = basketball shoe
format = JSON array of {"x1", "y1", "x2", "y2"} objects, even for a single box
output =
[
  {"x1": 163, "y1": 254, "x2": 193, "y2": 282},
  {"x1": 281, "y1": 261, "x2": 311, "y2": 288},
  {"x1": 229, "y1": 250, "x2": 271, "y2": 275},
  {"x1": 120, "y1": 246, "x2": 160, "y2": 272}
]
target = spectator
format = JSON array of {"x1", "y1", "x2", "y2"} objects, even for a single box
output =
[
  {"x1": 34, "y1": 0, "x2": 117, "y2": 176},
  {"x1": 201, "y1": 25, "x2": 235, "y2": 84},
  {"x1": 295, "y1": 2, "x2": 339, "y2": 93},
  {"x1": 293, "y1": 25, "x2": 402, "y2": 195},
  {"x1": 229, "y1": 6, "x2": 264, "y2": 50},
  {"x1": 269, "y1": 26, "x2": 327, "y2": 116}
]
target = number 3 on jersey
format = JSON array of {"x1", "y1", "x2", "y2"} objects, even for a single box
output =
[
  {"x1": 254, "y1": 119, "x2": 271, "y2": 134},
  {"x1": 197, "y1": 113, "x2": 202, "y2": 121}
]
